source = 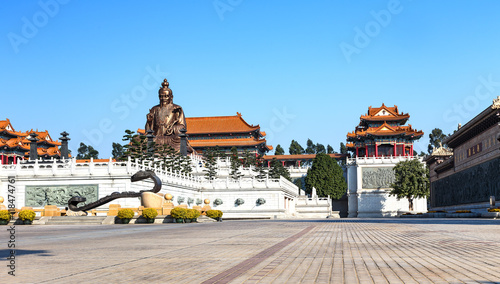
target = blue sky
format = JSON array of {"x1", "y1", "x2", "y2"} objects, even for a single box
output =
[{"x1": 2, "y1": 0, "x2": 500, "y2": 157}]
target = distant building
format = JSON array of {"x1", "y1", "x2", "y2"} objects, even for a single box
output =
[
  {"x1": 346, "y1": 104, "x2": 423, "y2": 157},
  {"x1": 0, "y1": 119, "x2": 61, "y2": 164},
  {"x1": 185, "y1": 113, "x2": 273, "y2": 156},
  {"x1": 425, "y1": 97, "x2": 500, "y2": 210},
  {"x1": 345, "y1": 105, "x2": 426, "y2": 217}
]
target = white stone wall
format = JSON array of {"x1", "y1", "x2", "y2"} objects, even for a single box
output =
[
  {"x1": 0, "y1": 157, "x2": 299, "y2": 219},
  {"x1": 346, "y1": 156, "x2": 428, "y2": 217}
]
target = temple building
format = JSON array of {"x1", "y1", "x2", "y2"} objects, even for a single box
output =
[
  {"x1": 345, "y1": 104, "x2": 427, "y2": 217},
  {"x1": 346, "y1": 104, "x2": 424, "y2": 157},
  {"x1": 0, "y1": 119, "x2": 61, "y2": 164},
  {"x1": 185, "y1": 113, "x2": 273, "y2": 156},
  {"x1": 425, "y1": 97, "x2": 500, "y2": 210}
]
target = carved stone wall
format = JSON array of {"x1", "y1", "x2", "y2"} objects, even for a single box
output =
[
  {"x1": 431, "y1": 157, "x2": 500, "y2": 207},
  {"x1": 362, "y1": 167, "x2": 395, "y2": 189},
  {"x1": 25, "y1": 185, "x2": 99, "y2": 207}
]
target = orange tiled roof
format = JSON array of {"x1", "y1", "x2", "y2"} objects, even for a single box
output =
[
  {"x1": 347, "y1": 123, "x2": 423, "y2": 139},
  {"x1": 186, "y1": 113, "x2": 260, "y2": 134},
  {"x1": 0, "y1": 119, "x2": 28, "y2": 137},
  {"x1": 189, "y1": 137, "x2": 271, "y2": 149},
  {"x1": 360, "y1": 104, "x2": 409, "y2": 122}
]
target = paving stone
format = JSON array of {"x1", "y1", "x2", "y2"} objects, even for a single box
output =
[{"x1": 1, "y1": 219, "x2": 500, "y2": 283}]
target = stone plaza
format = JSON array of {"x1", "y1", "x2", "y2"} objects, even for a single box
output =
[{"x1": 2, "y1": 218, "x2": 500, "y2": 283}]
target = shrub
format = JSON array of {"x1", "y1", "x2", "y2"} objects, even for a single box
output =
[
  {"x1": 216, "y1": 210, "x2": 223, "y2": 218},
  {"x1": 206, "y1": 210, "x2": 218, "y2": 219},
  {"x1": 19, "y1": 210, "x2": 36, "y2": 221},
  {"x1": 455, "y1": 210, "x2": 471, "y2": 213},
  {"x1": 170, "y1": 207, "x2": 187, "y2": 219},
  {"x1": 117, "y1": 209, "x2": 135, "y2": 219},
  {"x1": 186, "y1": 209, "x2": 200, "y2": 219},
  {"x1": 142, "y1": 208, "x2": 158, "y2": 219},
  {"x1": 0, "y1": 210, "x2": 11, "y2": 220},
  {"x1": 488, "y1": 208, "x2": 500, "y2": 212}
]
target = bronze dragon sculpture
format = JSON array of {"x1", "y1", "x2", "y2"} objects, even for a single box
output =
[{"x1": 67, "y1": 170, "x2": 162, "y2": 213}]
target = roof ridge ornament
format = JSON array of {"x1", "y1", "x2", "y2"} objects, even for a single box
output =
[{"x1": 492, "y1": 96, "x2": 500, "y2": 109}]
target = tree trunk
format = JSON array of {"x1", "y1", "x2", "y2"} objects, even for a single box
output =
[{"x1": 408, "y1": 198, "x2": 414, "y2": 211}]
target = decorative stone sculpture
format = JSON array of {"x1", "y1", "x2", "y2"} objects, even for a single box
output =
[
  {"x1": 177, "y1": 196, "x2": 185, "y2": 204},
  {"x1": 145, "y1": 79, "x2": 194, "y2": 153},
  {"x1": 235, "y1": 198, "x2": 245, "y2": 206},
  {"x1": 164, "y1": 193, "x2": 173, "y2": 203},
  {"x1": 256, "y1": 198, "x2": 266, "y2": 206},
  {"x1": 196, "y1": 198, "x2": 202, "y2": 205},
  {"x1": 214, "y1": 198, "x2": 223, "y2": 206}
]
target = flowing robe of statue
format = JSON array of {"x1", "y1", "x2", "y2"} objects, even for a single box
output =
[{"x1": 145, "y1": 79, "x2": 193, "y2": 153}]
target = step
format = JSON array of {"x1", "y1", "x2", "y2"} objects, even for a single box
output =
[{"x1": 45, "y1": 217, "x2": 107, "y2": 225}]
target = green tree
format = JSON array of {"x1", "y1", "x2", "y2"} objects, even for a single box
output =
[
  {"x1": 390, "y1": 158, "x2": 429, "y2": 211},
  {"x1": 242, "y1": 149, "x2": 255, "y2": 168},
  {"x1": 203, "y1": 148, "x2": 218, "y2": 180},
  {"x1": 268, "y1": 158, "x2": 291, "y2": 181},
  {"x1": 76, "y1": 142, "x2": 99, "y2": 159},
  {"x1": 289, "y1": 140, "x2": 305, "y2": 155},
  {"x1": 327, "y1": 144, "x2": 334, "y2": 154},
  {"x1": 253, "y1": 154, "x2": 268, "y2": 179},
  {"x1": 112, "y1": 142, "x2": 124, "y2": 160},
  {"x1": 275, "y1": 144, "x2": 285, "y2": 155},
  {"x1": 229, "y1": 147, "x2": 242, "y2": 180},
  {"x1": 339, "y1": 142, "x2": 347, "y2": 154},
  {"x1": 305, "y1": 139, "x2": 316, "y2": 154},
  {"x1": 304, "y1": 153, "x2": 346, "y2": 199},
  {"x1": 428, "y1": 128, "x2": 448, "y2": 154},
  {"x1": 315, "y1": 143, "x2": 326, "y2": 154}
]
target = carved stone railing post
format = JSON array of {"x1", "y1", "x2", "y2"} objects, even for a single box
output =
[{"x1": 89, "y1": 158, "x2": 94, "y2": 175}]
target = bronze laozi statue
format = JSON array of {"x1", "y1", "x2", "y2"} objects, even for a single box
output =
[{"x1": 145, "y1": 79, "x2": 193, "y2": 154}]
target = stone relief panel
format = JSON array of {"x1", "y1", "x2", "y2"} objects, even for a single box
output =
[
  {"x1": 362, "y1": 167, "x2": 395, "y2": 189},
  {"x1": 431, "y1": 157, "x2": 500, "y2": 207},
  {"x1": 25, "y1": 185, "x2": 99, "y2": 207}
]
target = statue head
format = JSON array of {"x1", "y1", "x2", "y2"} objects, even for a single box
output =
[{"x1": 158, "y1": 79, "x2": 173, "y2": 106}]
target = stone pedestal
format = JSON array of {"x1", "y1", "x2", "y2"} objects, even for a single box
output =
[
  {"x1": 141, "y1": 192, "x2": 164, "y2": 208},
  {"x1": 107, "y1": 204, "x2": 121, "y2": 216},
  {"x1": 162, "y1": 203, "x2": 174, "y2": 215}
]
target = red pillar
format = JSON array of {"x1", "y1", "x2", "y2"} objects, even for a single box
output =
[
  {"x1": 410, "y1": 144, "x2": 414, "y2": 156},
  {"x1": 267, "y1": 161, "x2": 270, "y2": 167},
  {"x1": 1, "y1": 154, "x2": 4, "y2": 164},
  {"x1": 356, "y1": 147, "x2": 359, "y2": 157},
  {"x1": 366, "y1": 145, "x2": 369, "y2": 157},
  {"x1": 375, "y1": 144, "x2": 379, "y2": 157},
  {"x1": 298, "y1": 160, "x2": 301, "y2": 167},
  {"x1": 13, "y1": 156, "x2": 16, "y2": 164},
  {"x1": 282, "y1": 161, "x2": 285, "y2": 166},
  {"x1": 393, "y1": 144, "x2": 397, "y2": 156}
]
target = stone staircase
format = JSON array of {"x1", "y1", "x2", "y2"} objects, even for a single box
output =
[
  {"x1": 43, "y1": 216, "x2": 108, "y2": 225},
  {"x1": 295, "y1": 195, "x2": 337, "y2": 218}
]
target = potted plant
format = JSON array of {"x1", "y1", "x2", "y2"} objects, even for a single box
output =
[
  {"x1": 186, "y1": 209, "x2": 200, "y2": 223},
  {"x1": 216, "y1": 210, "x2": 223, "y2": 222},
  {"x1": 142, "y1": 208, "x2": 158, "y2": 223},
  {"x1": 117, "y1": 208, "x2": 135, "y2": 224},
  {"x1": 0, "y1": 210, "x2": 10, "y2": 225},
  {"x1": 170, "y1": 207, "x2": 187, "y2": 223},
  {"x1": 18, "y1": 209, "x2": 36, "y2": 225},
  {"x1": 206, "y1": 210, "x2": 223, "y2": 222}
]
